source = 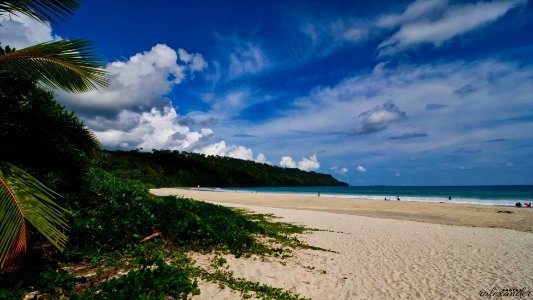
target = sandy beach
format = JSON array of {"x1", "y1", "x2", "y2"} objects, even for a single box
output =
[
  {"x1": 152, "y1": 188, "x2": 533, "y2": 233},
  {"x1": 151, "y1": 188, "x2": 533, "y2": 299}
]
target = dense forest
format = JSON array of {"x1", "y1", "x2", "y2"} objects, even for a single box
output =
[{"x1": 101, "y1": 150, "x2": 348, "y2": 187}]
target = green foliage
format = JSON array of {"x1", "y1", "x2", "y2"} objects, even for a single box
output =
[
  {"x1": 76, "y1": 258, "x2": 199, "y2": 299},
  {"x1": 67, "y1": 167, "x2": 271, "y2": 257},
  {"x1": 0, "y1": 266, "x2": 83, "y2": 299},
  {"x1": 1, "y1": 167, "x2": 320, "y2": 298},
  {"x1": 203, "y1": 269, "x2": 309, "y2": 300},
  {"x1": 0, "y1": 69, "x2": 96, "y2": 192},
  {"x1": 100, "y1": 149, "x2": 348, "y2": 187}
]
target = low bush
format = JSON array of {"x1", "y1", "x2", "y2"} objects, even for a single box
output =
[{"x1": 1, "y1": 166, "x2": 314, "y2": 299}]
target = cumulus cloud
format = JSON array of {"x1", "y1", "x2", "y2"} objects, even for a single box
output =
[
  {"x1": 90, "y1": 104, "x2": 271, "y2": 165},
  {"x1": 44, "y1": 42, "x2": 269, "y2": 165},
  {"x1": 0, "y1": 14, "x2": 57, "y2": 49},
  {"x1": 356, "y1": 100, "x2": 406, "y2": 134},
  {"x1": 255, "y1": 153, "x2": 271, "y2": 164},
  {"x1": 199, "y1": 141, "x2": 255, "y2": 160},
  {"x1": 279, "y1": 155, "x2": 320, "y2": 171},
  {"x1": 280, "y1": 156, "x2": 297, "y2": 168},
  {"x1": 92, "y1": 106, "x2": 214, "y2": 151},
  {"x1": 178, "y1": 48, "x2": 208, "y2": 71},
  {"x1": 199, "y1": 141, "x2": 270, "y2": 164},
  {"x1": 297, "y1": 154, "x2": 320, "y2": 171},
  {"x1": 378, "y1": 0, "x2": 527, "y2": 56},
  {"x1": 356, "y1": 165, "x2": 367, "y2": 173},
  {"x1": 56, "y1": 44, "x2": 206, "y2": 116}
]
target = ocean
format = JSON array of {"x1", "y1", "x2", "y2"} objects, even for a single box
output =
[{"x1": 223, "y1": 185, "x2": 533, "y2": 207}]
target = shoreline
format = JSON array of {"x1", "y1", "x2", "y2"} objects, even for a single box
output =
[
  {"x1": 207, "y1": 186, "x2": 533, "y2": 206},
  {"x1": 151, "y1": 188, "x2": 533, "y2": 233}
]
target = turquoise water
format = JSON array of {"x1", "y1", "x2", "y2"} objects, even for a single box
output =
[{"x1": 223, "y1": 185, "x2": 533, "y2": 206}]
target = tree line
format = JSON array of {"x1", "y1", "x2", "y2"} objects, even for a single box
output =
[{"x1": 101, "y1": 149, "x2": 348, "y2": 187}]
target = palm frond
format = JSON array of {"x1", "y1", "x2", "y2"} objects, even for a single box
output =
[
  {"x1": 0, "y1": 173, "x2": 28, "y2": 269},
  {"x1": 0, "y1": 0, "x2": 79, "y2": 24},
  {"x1": 0, "y1": 162, "x2": 69, "y2": 269},
  {"x1": 0, "y1": 39, "x2": 109, "y2": 93}
]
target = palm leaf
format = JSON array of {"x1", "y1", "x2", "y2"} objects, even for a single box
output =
[
  {"x1": 0, "y1": 162, "x2": 69, "y2": 269},
  {"x1": 0, "y1": 173, "x2": 27, "y2": 269},
  {"x1": 0, "y1": 0, "x2": 79, "y2": 24},
  {"x1": 0, "y1": 39, "x2": 109, "y2": 93}
]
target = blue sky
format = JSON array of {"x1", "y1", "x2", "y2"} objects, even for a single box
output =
[{"x1": 2, "y1": 0, "x2": 533, "y2": 185}]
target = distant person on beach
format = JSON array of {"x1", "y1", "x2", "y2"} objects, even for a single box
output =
[
  {"x1": 318, "y1": 192, "x2": 320, "y2": 197},
  {"x1": 397, "y1": 196, "x2": 400, "y2": 201},
  {"x1": 449, "y1": 196, "x2": 452, "y2": 200},
  {"x1": 515, "y1": 202, "x2": 522, "y2": 207}
]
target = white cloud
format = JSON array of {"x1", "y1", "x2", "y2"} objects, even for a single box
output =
[
  {"x1": 256, "y1": 153, "x2": 271, "y2": 164},
  {"x1": 91, "y1": 105, "x2": 269, "y2": 164},
  {"x1": 296, "y1": 17, "x2": 371, "y2": 58},
  {"x1": 228, "y1": 42, "x2": 269, "y2": 78},
  {"x1": 280, "y1": 156, "x2": 297, "y2": 168},
  {"x1": 0, "y1": 14, "x2": 57, "y2": 49},
  {"x1": 178, "y1": 48, "x2": 208, "y2": 71},
  {"x1": 356, "y1": 165, "x2": 367, "y2": 173},
  {"x1": 199, "y1": 141, "x2": 255, "y2": 160},
  {"x1": 356, "y1": 100, "x2": 406, "y2": 134},
  {"x1": 280, "y1": 155, "x2": 320, "y2": 171},
  {"x1": 294, "y1": 0, "x2": 526, "y2": 58},
  {"x1": 376, "y1": 0, "x2": 447, "y2": 28},
  {"x1": 298, "y1": 154, "x2": 320, "y2": 171},
  {"x1": 56, "y1": 44, "x2": 205, "y2": 115},
  {"x1": 331, "y1": 166, "x2": 349, "y2": 174},
  {"x1": 242, "y1": 58, "x2": 533, "y2": 166},
  {"x1": 45, "y1": 43, "x2": 267, "y2": 165},
  {"x1": 93, "y1": 106, "x2": 214, "y2": 151},
  {"x1": 378, "y1": 0, "x2": 527, "y2": 56}
]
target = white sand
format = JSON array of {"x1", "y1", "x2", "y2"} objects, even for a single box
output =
[{"x1": 152, "y1": 189, "x2": 533, "y2": 299}]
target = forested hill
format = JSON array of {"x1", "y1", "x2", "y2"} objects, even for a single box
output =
[{"x1": 101, "y1": 150, "x2": 348, "y2": 187}]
